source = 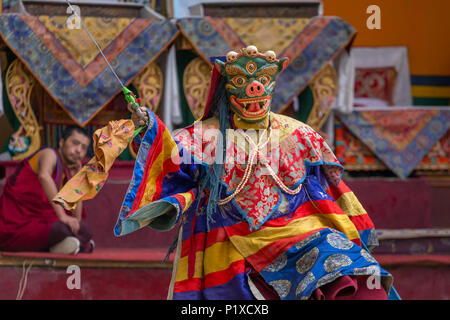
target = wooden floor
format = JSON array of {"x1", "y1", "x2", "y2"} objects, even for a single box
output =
[
  {"x1": 1, "y1": 250, "x2": 448, "y2": 300},
  {"x1": 0, "y1": 161, "x2": 449, "y2": 300}
]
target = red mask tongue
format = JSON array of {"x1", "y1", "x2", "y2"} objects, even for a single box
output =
[{"x1": 248, "y1": 102, "x2": 260, "y2": 112}]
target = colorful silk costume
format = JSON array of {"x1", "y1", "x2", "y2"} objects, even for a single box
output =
[{"x1": 113, "y1": 47, "x2": 395, "y2": 300}]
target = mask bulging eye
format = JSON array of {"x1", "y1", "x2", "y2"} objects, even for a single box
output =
[
  {"x1": 231, "y1": 76, "x2": 247, "y2": 87},
  {"x1": 258, "y1": 75, "x2": 271, "y2": 86}
]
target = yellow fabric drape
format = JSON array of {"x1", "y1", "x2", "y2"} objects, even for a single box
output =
[{"x1": 53, "y1": 119, "x2": 135, "y2": 210}]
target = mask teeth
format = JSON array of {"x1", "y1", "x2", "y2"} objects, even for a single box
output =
[{"x1": 239, "y1": 99, "x2": 268, "y2": 110}]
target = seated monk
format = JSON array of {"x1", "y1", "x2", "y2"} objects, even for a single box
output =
[{"x1": 0, "y1": 126, "x2": 94, "y2": 254}]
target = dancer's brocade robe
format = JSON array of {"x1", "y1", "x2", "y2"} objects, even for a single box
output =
[{"x1": 114, "y1": 110, "x2": 393, "y2": 300}]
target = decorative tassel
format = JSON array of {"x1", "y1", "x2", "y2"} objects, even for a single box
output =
[
  {"x1": 163, "y1": 79, "x2": 230, "y2": 260},
  {"x1": 162, "y1": 221, "x2": 182, "y2": 264},
  {"x1": 196, "y1": 78, "x2": 230, "y2": 231}
]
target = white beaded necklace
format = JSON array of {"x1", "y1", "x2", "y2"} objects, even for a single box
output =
[{"x1": 219, "y1": 127, "x2": 302, "y2": 206}]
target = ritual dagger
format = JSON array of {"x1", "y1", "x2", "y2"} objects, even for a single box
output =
[{"x1": 65, "y1": 0, "x2": 148, "y2": 126}]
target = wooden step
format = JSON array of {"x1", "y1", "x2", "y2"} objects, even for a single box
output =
[
  {"x1": 1, "y1": 250, "x2": 449, "y2": 300},
  {"x1": 0, "y1": 248, "x2": 174, "y2": 268}
]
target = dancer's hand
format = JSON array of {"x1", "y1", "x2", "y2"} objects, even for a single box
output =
[{"x1": 128, "y1": 103, "x2": 149, "y2": 128}]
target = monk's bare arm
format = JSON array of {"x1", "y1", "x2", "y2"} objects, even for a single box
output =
[
  {"x1": 37, "y1": 149, "x2": 64, "y2": 217},
  {"x1": 37, "y1": 149, "x2": 80, "y2": 233},
  {"x1": 72, "y1": 202, "x2": 83, "y2": 222}
]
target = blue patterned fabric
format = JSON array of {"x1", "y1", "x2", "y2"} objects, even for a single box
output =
[
  {"x1": 338, "y1": 109, "x2": 450, "y2": 179},
  {"x1": 272, "y1": 18, "x2": 355, "y2": 112},
  {"x1": 260, "y1": 228, "x2": 392, "y2": 300},
  {"x1": 177, "y1": 17, "x2": 355, "y2": 113},
  {"x1": 0, "y1": 15, "x2": 178, "y2": 125}
]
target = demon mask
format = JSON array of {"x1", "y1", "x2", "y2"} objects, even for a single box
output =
[{"x1": 215, "y1": 45, "x2": 289, "y2": 123}]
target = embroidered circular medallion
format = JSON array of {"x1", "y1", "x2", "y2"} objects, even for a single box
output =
[
  {"x1": 353, "y1": 265, "x2": 380, "y2": 275},
  {"x1": 198, "y1": 20, "x2": 215, "y2": 37},
  {"x1": 326, "y1": 233, "x2": 354, "y2": 250},
  {"x1": 367, "y1": 229, "x2": 378, "y2": 246},
  {"x1": 324, "y1": 254, "x2": 353, "y2": 273},
  {"x1": 295, "y1": 271, "x2": 316, "y2": 297},
  {"x1": 361, "y1": 249, "x2": 377, "y2": 263},
  {"x1": 263, "y1": 254, "x2": 287, "y2": 272},
  {"x1": 296, "y1": 247, "x2": 319, "y2": 274},
  {"x1": 294, "y1": 232, "x2": 320, "y2": 250},
  {"x1": 269, "y1": 279, "x2": 292, "y2": 299},
  {"x1": 316, "y1": 271, "x2": 342, "y2": 288}
]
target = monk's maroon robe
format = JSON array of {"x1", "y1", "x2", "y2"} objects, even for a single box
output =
[{"x1": 0, "y1": 148, "x2": 65, "y2": 251}]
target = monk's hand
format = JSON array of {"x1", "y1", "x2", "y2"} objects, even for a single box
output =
[
  {"x1": 67, "y1": 160, "x2": 82, "y2": 178},
  {"x1": 128, "y1": 103, "x2": 149, "y2": 128},
  {"x1": 62, "y1": 215, "x2": 80, "y2": 235}
]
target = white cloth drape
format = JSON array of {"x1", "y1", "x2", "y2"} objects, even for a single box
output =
[
  {"x1": 333, "y1": 49, "x2": 355, "y2": 114},
  {"x1": 162, "y1": 44, "x2": 183, "y2": 132}
]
